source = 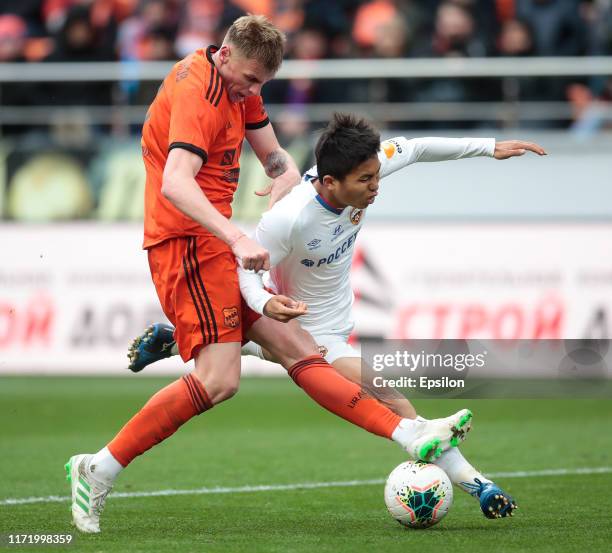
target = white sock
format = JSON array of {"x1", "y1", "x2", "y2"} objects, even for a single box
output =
[
  {"x1": 432, "y1": 447, "x2": 492, "y2": 497},
  {"x1": 88, "y1": 447, "x2": 123, "y2": 484},
  {"x1": 391, "y1": 417, "x2": 423, "y2": 448}
]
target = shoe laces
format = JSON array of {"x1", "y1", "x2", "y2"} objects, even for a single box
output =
[
  {"x1": 462, "y1": 477, "x2": 487, "y2": 497},
  {"x1": 90, "y1": 483, "x2": 112, "y2": 517}
]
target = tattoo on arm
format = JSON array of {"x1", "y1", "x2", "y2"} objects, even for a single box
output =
[{"x1": 264, "y1": 150, "x2": 288, "y2": 178}]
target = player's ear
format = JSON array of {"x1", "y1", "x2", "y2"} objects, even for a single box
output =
[
  {"x1": 218, "y1": 45, "x2": 231, "y2": 64},
  {"x1": 321, "y1": 175, "x2": 337, "y2": 190}
]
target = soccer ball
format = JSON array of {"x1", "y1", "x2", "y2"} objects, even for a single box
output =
[{"x1": 384, "y1": 461, "x2": 453, "y2": 529}]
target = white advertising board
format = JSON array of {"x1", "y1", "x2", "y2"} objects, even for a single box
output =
[{"x1": 1, "y1": 223, "x2": 611, "y2": 374}]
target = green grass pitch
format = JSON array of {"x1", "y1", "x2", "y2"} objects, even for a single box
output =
[{"x1": 1, "y1": 376, "x2": 611, "y2": 552}]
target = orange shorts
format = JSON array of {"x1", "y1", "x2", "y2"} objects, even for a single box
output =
[{"x1": 147, "y1": 235, "x2": 261, "y2": 362}]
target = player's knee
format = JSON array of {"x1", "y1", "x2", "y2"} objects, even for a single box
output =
[
  {"x1": 200, "y1": 376, "x2": 240, "y2": 404},
  {"x1": 213, "y1": 381, "x2": 240, "y2": 403},
  {"x1": 193, "y1": 360, "x2": 240, "y2": 404}
]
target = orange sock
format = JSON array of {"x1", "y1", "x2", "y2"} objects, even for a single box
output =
[
  {"x1": 107, "y1": 374, "x2": 212, "y2": 467},
  {"x1": 288, "y1": 355, "x2": 401, "y2": 439}
]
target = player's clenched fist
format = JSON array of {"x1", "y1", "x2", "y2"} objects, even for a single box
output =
[
  {"x1": 263, "y1": 295, "x2": 308, "y2": 322},
  {"x1": 231, "y1": 235, "x2": 270, "y2": 272},
  {"x1": 494, "y1": 140, "x2": 547, "y2": 160}
]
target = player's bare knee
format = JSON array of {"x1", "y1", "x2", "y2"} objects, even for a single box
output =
[
  {"x1": 211, "y1": 381, "x2": 240, "y2": 403},
  {"x1": 195, "y1": 374, "x2": 240, "y2": 404},
  {"x1": 192, "y1": 361, "x2": 240, "y2": 404}
]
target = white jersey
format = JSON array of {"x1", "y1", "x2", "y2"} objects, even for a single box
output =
[{"x1": 239, "y1": 136, "x2": 495, "y2": 337}]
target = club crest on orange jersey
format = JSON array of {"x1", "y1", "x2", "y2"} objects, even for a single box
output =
[
  {"x1": 222, "y1": 307, "x2": 240, "y2": 328},
  {"x1": 318, "y1": 345, "x2": 328, "y2": 358},
  {"x1": 350, "y1": 208, "x2": 363, "y2": 225}
]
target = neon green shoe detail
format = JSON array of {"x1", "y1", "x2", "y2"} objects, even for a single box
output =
[
  {"x1": 77, "y1": 487, "x2": 89, "y2": 503},
  {"x1": 76, "y1": 498, "x2": 89, "y2": 514},
  {"x1": 403, "y1": 408, "x2": 473, "y2": 461},
  {"x1": 417, "y1": 438, "x2": 442, "y2": 462},
  {"x1": 458, "y1": 410, "x2": 473, "y2": 429},
  {"x1": 65, "y1": 453, "x2": 112, "y2": 533},
  {"x1": 78, "y1": 476, "x2": 91, "y2": 492},
  {"x1": 450, "y1": 408, "x2": 473, "y2": 447}
]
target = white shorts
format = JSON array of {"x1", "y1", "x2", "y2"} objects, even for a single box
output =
[
  {"x1": 241, "y1": 332, "x2": 360, "y2": 365},
  {"x1": 313, "y1": 332, "x2": 360, "y2": 363}
]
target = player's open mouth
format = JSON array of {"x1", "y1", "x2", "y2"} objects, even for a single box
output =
[{"x1": 367, "y1": 193, "x2": 378, "y2": 204}]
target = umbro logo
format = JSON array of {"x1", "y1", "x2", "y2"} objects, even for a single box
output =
[{"x1": 306, "y1": 239, "x2": 321, "y2": 250}]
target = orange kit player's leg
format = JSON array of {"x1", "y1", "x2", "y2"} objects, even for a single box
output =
[
  {"x1": 108, "y1": 234, "x2": 244, "y2": 466},
  {"x1": 66, "y1": 231, "x2": 248, "y2": 533}
]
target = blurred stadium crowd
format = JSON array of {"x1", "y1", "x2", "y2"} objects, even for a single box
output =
[
  {"x1": 1, "y1": 0, "x2": 612, "y2": 113},
  {"x1": 3, "y1": 0, "x2": 612, "y2": 63},
  {"x1": 1, "y1": 0, "x2": 611, "y2": 222}
]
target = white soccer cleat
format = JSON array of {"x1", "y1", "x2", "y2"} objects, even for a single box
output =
[
  {"x1": 404, "y1": 408, "x2": 473, "y2": 462},
  {"x1": 65, "y1": 454, "x2": 112, "y2": 533}
]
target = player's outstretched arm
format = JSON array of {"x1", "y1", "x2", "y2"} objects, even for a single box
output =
[
  {"x1": 493, "y1": 140, "x2": 547, "y2": 159},
  {"x1": 379, "y1": 136, "x2": 547, "y2": 179},
  {"x1": 246, "y1": 123, "x2": 301, "y2": 207}
]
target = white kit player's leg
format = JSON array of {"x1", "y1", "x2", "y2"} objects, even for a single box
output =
[
  {"x1": 241, "y1": 341, "x2": 266, "y2": 359},
  {"x1": 427, "y1": 422, "x2": 518, "y2": 518},
  {"x1": 433, "y1": 445, "x2": 492, "y2": 492},
  {"x1": 392, "y1": 409, "x2": 473, "y2": 461},
  {"x1": 313, "y1": 332, "x2": 361, "y2": 364}
]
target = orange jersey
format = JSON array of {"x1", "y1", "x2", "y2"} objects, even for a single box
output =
[{"x1": 141, "y1": 45, "x2": 269, "y2": 249}]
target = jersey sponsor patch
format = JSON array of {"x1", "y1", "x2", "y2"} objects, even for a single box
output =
[
  {"x1": 382, "y1": 141, "x2": 396, "y2": 159},
  {"x1": 382, "y1": 139, "x2": 403, "y2": 159},
  {"x1": 316, "y1": 231, "x2": 359, "y2": 267}
]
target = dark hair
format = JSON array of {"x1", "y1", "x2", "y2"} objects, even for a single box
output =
[{"x1": 315, "y1": 113, "x2": 380, "y2": 181}]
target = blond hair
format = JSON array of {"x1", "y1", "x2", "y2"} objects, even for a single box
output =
[{"x1": 224, "y1": 15, "x2": 286, "y2": 74}]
